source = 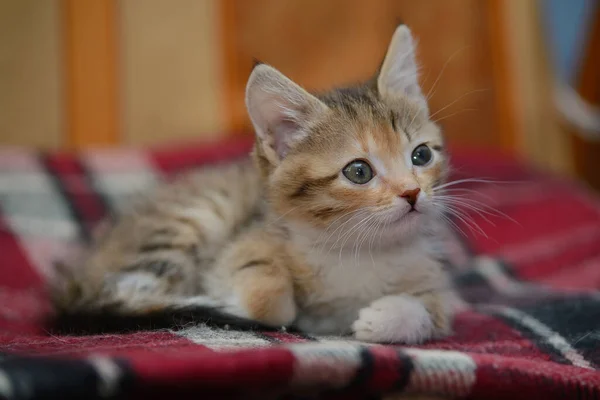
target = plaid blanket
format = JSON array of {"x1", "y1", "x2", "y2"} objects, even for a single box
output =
[{"x1": 0, "y1": 137, "x2": 599, "y2": 400}]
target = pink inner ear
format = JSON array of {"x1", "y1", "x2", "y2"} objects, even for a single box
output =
[{"x1": 273, "y1": 118, "x2": 304, "y2": 158}]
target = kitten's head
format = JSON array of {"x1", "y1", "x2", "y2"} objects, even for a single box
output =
[{"x1": 246, "y1": 26, "x2": 447, "y2": 242}]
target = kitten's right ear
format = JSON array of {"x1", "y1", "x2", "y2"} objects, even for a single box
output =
[
  {"x1": 245, "y1": 64, "x2": 328, "y2": 165},
  {"x1": 378, "y1": 25, "x2": 428, "y2": 114}
]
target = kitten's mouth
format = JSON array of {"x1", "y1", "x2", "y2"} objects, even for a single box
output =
[
  {"x1": 405, "y1": 209, "x2": 420, "y2": 217},
  {"x1": 389, "y1": 208, "x2": 420, "y2": 223}
]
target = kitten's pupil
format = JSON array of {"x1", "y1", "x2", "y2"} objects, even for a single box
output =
[
  {"x1": 411, "y1": 145, "x2": 433, "y2": 166},
  {"x1": 343, "y1": 160, "x2": 373, "y2": 184}
]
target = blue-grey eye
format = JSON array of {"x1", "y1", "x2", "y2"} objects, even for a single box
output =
[
  {"x1": 342, "y1": 160, "x2": 373, "y2": 184},
  {"x1": 411, "y1": 144, "x2": 433, "y2": 166}
]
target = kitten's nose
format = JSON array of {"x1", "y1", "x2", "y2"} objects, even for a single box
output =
[{"x1": 400, "y1": 188, "x2": 420, "y2": 207}]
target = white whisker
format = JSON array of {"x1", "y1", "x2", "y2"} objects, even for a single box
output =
[
  {"x1": 265, "y1": 206, "x2": 300, "y2": 227},
  {"x1": 428, "y1": 89, "x2": 489, "y2": 121},
  {"x1": 319, "y1": 209, "x2": 368, "y2": 257},
  {"x1": 443, "y1": 206, "x2": 488, "y2": 238},
  {"x1": 432, "y1": 178, "x2": 507, "y2": 191},
  {"x1": 434, "y1": 195, "x2": 519, "y2": 225},
  {"x1": 311, "y1": 207, "x2": 358, "y2": 255},
  {"x1": 435, "y1": 199, "x2": 496, "y2": 226},
  {"x1": 432, "y1": 108, "x2": 477, "y2": 124},
  {"x1": 354, "y1": 216, "x2": 379, "y2": 268},
  {"x1": 433, "y1": 187, "x2": 495, "y2": 202},
  {"x1": 425, "y1": 45, "x2": 470, "y2": 101},
  {"x1": 339, "y1": 213, "x2": 378, "y2": 267},
  {"x1": 438, "y1": 212, "x2": 468, "y2": 238},
  {"x1": 332, "y1": 212, "x2": 373, "y2": 253}
]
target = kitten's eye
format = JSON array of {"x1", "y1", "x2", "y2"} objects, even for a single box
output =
[
  {"x1": 411, "y1": 144, "x2": 433, "y2": 167},
  {"x1": 342, "y1": 160, "x2": 374, "y2": 184}
]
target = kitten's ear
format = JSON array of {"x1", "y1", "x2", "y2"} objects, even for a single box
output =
[
  {"x1": 246, "y1": 64, "x2": 328, "y2": 164},
  {"x1": 377, "y1": 25, "x2": 428, "y2": 114}
]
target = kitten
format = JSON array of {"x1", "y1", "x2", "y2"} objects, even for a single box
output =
[{"x1": 50, "y1": 25, "x2": 459, "y2": 343}]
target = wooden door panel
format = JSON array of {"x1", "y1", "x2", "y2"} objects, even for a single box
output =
[
  {"x1": 223, "y1": 0, "x2": 502, "y2": 148},
  {"x1": 571, "y1": 4, "x2": 600, "y2": 189}
]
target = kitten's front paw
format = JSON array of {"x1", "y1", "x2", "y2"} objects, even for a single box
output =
[{"x1": 352, "y1": 295, "x2": 434, "y2": 344}]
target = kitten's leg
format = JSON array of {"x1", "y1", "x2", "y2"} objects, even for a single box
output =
[
  {"x1": 352, "y1": 255, "x2": 458, "y2": 344},
  {"x1": 351, "y1": 290, "x2": 454, "y2": 344},
  {"x1": 209, "y1": 230, "x2": 297, "y2": 327}
]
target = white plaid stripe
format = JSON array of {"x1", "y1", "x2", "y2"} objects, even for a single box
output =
[
  {"x1": 87, "y1": 356, "x2": 124, "y2": 398},
  {"x1": 0, "y1": 370, "x2": 13, "y2": 399},
  {"x1": 0, "y1": 174, "x2": 105, "y2": 195},
  {"x1": 3, "y1": 216, "x2": 78, "y2": 241},
  {"x1": 0, "y1": 168, "x2": 81, "y2": 240},
  {"x1": 287, "y1": 342, "x2": 363, "y2": 388},
  {"x1": 174, "y1": 325, "x2": 271, "y2": 350},
  {"x1": 0, "y1": 174, "x2": 57, "y2": 192},
  {"x1": 0, "y1": 154, "x2": 82, "y2": 281},
  {"x1": 472, "y1": 257, "x2": 532, "y2": 296},
  {"x1": 82, "y1": 150, "x2": 160, "y2": 213},
  {"x1": 403, "y1": 348, "x2": 476, "y2": 397}
]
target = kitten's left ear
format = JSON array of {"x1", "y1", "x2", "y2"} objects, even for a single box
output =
[
  {"x1": 378, "y1": 25, "x2": 428, "y2": 114},
  {"x1": 246, "y1": 64, "x2": 329, "y2": 166}
]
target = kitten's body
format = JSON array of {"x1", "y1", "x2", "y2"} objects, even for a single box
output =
[{"x1": 52, "y1": 26, "x2": 459, "y2": 343}]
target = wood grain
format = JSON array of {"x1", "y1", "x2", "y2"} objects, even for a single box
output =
[
  {"x1": 488, "y1": 0, "x2": 572, "y2": 174},
  {"x1": 487, "y1": 0, "x2": 519, "y2": 152},
  {"x1": 63, "y1": 0, "x2": 120, "y2": 148},
  {"x1": 572, "y1": 4, "x2": 600, "y2": 189},
  {"x1": 119, "y1": 0, "x2": 225, "y2": 146},
  {"x1": 0, "y1": 0, "x2": 63, "y2": 148}
]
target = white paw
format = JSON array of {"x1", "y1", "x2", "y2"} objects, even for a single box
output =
[{"x1": 352, "y1": 295, "x2": 433, "y2": 344}]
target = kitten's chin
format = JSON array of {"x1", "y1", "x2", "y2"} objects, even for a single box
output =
[{"x1": 382, "y1": 210, "x2": 427, "y2": 242}]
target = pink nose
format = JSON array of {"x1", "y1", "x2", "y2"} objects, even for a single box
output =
[{"x1": 400, "y1": 188, "x2": 420, "y2": 207}]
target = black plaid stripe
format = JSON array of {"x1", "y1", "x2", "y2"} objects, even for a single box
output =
[
  {"x1": 40, "y1": 154, "x2": 88, "y2": 242},
  {"x1": 77, "y1": 155, "x2": 113, "y2": 233},
  {"x1": 453, "y1": 257, "x2": 564, "y2": 306},
  {"x1": 479, "y1": 304, "x2": 597, "y2": 370},
  {"x1": 0, "y1": 356, "x2": 134, "y2": 400},
  {"x1": 517, "y1": 296, "x2": 600, "y2": 369}
]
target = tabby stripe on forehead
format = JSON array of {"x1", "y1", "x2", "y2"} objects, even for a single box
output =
[
  {"x1": 339, "y1": 100, "x2": 359, "y2": 119},
  {"x1": 290, "y1": 174, "x2": 338, "y2": 199}
]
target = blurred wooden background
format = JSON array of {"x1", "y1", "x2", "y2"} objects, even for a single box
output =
[{"x1": 1, "y1": 0, "x2": 598, "y2": 184}]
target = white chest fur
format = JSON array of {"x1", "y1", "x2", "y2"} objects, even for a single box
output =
[{"x1": 291, "y1": 231, "x2": 431, "y2": 334}]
